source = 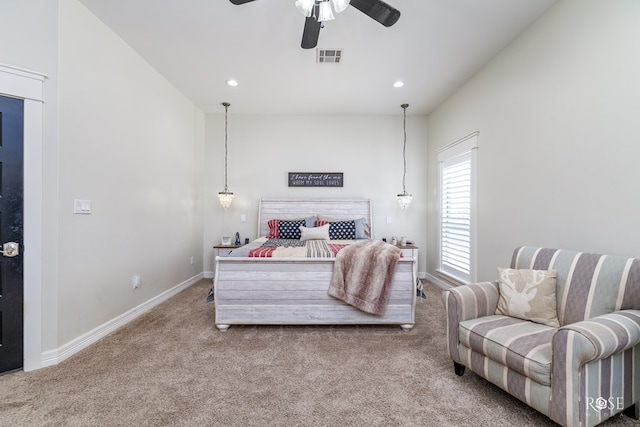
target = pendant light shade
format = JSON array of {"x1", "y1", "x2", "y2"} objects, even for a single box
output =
[
  {"x1": 295, "y1": 0, "x2": 314, "y2": 17},
  {"x1": 295, "y1": 0, "x2": 350, "y2": 22},
  {"x1": 318, "y1": 1, "x2": 335, "y2": 21},
  {"x1": 218, "y1": 191, "x2": 234, "y2": 209},
  {"x1": 396, "y1": 103, "x2": 412, "y2": 210},
  {"x1": 397, "y1": 192, "x2": 412, "y2": 210},
  {"x1": 218, "y1": 102, "x2": 234, "y2": 209},
  {"x1": 331, "y1": 0, "x2": 350, "y2": 13}
]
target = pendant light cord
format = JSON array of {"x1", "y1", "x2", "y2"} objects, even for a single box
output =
[
  {"x1": 401, "y1": 103, "x2": 408, "y2": 194},
  {"x1": 223, "y1": 102, "x2": 230, "y2": 192}
]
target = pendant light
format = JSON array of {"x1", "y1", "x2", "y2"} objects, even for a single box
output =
[
  {"x1": 218, "y1": 102, "x2": 234, "y2": 209},
  {"x1": 397, "y1": 103, "x2": 412, "y2": 210}
]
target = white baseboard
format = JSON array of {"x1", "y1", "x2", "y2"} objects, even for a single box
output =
[
  {"x1": 41, "y1": 273, "x2": 204, "y2": 368},
  {"x1": 425, "y1": 272, "x2": 456, "y2": 290}
]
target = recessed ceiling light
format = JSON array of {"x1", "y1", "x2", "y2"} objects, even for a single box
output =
[
  {"x1": 226, "y1": 79, "x2": 238, "y2": 87},
  {"x1": 393, "y1": 81, "x2": 404, "y2": 88}
]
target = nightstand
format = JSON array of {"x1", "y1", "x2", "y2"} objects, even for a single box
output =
[
  {"x1": 396, "y1": 244, "x2": 418, "y2": 281},
  {"x1": 395, "y1": 243, "x2": 418, "y2": 259},
  {"x1": 213, "y1": 244, "x2": 242, "y2": 258},
  {"x1": 212, "y1": 244, "x2": 243, "y2": 280}
]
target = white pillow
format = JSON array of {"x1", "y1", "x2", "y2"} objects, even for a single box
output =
[{"x1": 299, "y1": 224, "x2": 330, "y2": 241}]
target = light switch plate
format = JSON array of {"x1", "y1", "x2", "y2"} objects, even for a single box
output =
[{"x1": 74, "y1": 199, "x2": 92, "y2": 214}]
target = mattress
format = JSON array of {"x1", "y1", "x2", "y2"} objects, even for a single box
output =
[{"x1": 228, "y1": 237, "x2": 362, "y2": 258}]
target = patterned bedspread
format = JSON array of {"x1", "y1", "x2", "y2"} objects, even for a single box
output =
[{"x1": 248, "y1": 239, "x2": 349, "y2": 258}]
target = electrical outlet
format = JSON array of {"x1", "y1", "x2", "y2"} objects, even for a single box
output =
[
  {"x1": 132, "y1": 275, "x2": 140, "y2": 289},
  {"x1": 190, "y1": 256, "x2": 194, "y2": 265}
]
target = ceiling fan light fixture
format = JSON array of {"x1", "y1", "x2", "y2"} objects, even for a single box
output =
[
  {"x1": 318, "y1": 1, "x2": 335, "y2": 22},
  {"x1": 232, "y1": 0, "x2": 400, "y2": 50},
  {"x1": 295, "y1": 0, "x2": 315, "y2": 17},
  {"x1": 331, "y1": 0, "x2": 350, "y2": 13}
]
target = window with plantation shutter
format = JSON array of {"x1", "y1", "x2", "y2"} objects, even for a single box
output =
[{"x1": 437, "y1": 132, "x2": 478, "y2": 285}]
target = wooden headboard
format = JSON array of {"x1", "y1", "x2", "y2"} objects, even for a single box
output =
[{"x1": 258, "y1": 198, "x2": 372, "y2": 237}]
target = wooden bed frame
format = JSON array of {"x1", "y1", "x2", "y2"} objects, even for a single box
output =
[{"x1": 213, "y1": 198, "x2": 417, "y2": 331}]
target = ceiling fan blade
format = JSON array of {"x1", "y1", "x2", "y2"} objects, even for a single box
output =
[
  {"x1": 349, "y1": 0, "x2": 401, "y2": 27},
  {"x1": 301, "y1": 16, "x2": 321, "y2": 49},
  {"x1": 229, "y1": 0, "x2": 257, "y2": 5}
]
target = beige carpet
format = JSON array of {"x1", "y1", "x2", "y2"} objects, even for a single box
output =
[{"x1": 0, "y1": 279, "x2": 637, "y2": 427}]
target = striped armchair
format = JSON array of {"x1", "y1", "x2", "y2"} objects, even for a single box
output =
[{"x1": 443, "y1": 247, "x2": 640, "y2": 427}]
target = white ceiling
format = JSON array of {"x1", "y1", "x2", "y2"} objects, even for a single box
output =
[{"x1": 78, "y1": 0, "x2": 557, "y2": 115}]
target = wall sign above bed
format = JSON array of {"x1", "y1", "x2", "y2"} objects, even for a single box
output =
[{"x1": 288, "y1": 172, "x2": 343, "y2": 187}]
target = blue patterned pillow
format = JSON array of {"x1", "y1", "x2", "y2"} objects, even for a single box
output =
[
  {"x1": 317, "y1": 216, "x2": 370, "y2": 239},
  {"x1": 267, "y1": 216, "x2": 317, "y2": 238},
  {"x1": 278, "y1": 219, "x2": 306, "y2": 239},
  {"x1": 318, "y1": 220, "x2": 356, "y2": 240}
]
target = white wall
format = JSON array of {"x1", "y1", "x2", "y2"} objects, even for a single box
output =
[
  {"x1": 0, "y1": 0, "x2": 205, "y2": 364},
  {"x1": 0, "y1": 0, "x2": 62, "y2": 355},
  {"x1": 203, "y1": 114, "x2": 428, "y2": 275},
  {"x1": 426, "y1": 0, "x2": 640, "y2": 283},
  {"x1": 1, "y1": 0, "x2": 425, "y2": 366},
  {"x1": 55, "y1": 0, "x2": 205, "y2": 345}
]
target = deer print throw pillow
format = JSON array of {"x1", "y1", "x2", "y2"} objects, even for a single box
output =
[{"x1": 495, "y1": 268, "x2": 559, "y2": 327}]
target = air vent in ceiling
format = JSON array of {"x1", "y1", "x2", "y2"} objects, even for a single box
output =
[{"x1": 317, "y1": 49, "x2": 343, "y2": 63}]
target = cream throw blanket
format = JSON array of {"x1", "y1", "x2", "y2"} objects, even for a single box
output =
[{"x1": 328, "y1": 240, "x2": 402, "y2": 315}]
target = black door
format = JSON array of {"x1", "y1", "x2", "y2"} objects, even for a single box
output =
[{"x1": 0, "y1": 95, "x2": 24, "y2": 373}]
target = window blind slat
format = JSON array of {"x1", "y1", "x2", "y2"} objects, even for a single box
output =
[{"x1": 440, "y1": 151, "x2": 473, "y2": 283}]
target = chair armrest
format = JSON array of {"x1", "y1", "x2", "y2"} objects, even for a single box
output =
[
  {"x1": 553, "y1": 309, "x2": 640, "y2": 364},
  {"x1": 549, "y1": 310, "x2": 640, "y2": 426},
  {"x1": 442, "y1": 281, "x2": 500, "y2": 322},
  {"x1": 443, "y1": 281, "x2": 499, "y2": 363}
]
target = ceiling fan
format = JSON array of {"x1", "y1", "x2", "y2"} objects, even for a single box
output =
[{"x1": 229, "y1": 0, "x2": 401, "y2": 49}]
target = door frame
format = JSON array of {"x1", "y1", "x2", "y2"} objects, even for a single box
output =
[{"x1": 0, "y1": 63, "x2": 45, "y2": 371}]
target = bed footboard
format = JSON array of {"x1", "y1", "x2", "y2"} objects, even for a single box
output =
[{"x1": 213, "y1": 257, "x2": 416, "y2": 331}]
